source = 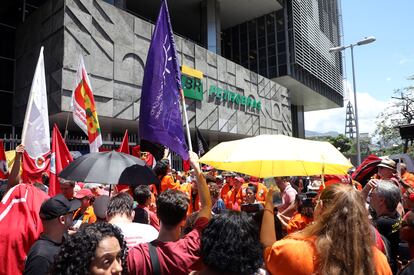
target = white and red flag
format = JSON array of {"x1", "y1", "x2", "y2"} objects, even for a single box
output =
[
  {"x1": 21, "y1": 47, "x2": 51, "y2": 184},
  {"x1": 0, "y1": 140, "x2": 8, "y2": 179},
  {"x1": 71, "y1": 55, "x2": 102, "y2": 153},
  {"x1": 49, "y1": 124, "x2": 73, "y2": 196}
]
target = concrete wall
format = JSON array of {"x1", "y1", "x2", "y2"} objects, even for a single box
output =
[{"x1": 14, "y1": 0, "x2": 292, "y2": 137}]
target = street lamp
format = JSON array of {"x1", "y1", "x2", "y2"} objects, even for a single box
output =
[{"x1": 330, "y1": 36, "x2": 376, "y2": 166}]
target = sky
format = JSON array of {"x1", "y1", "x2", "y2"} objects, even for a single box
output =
[{"x1": 305, "y1": 0, "x2": 414, "y2": 135}]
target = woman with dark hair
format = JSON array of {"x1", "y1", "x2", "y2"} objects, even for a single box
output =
[
  {"x1": 191, "y1": 211, "x2": 263, "y2": 275},
  {"x1": 261, "y1": 184, "x2": 392, "y2": 275},
  {"x1": 52, "y1": 223, "x2": 128, "y2": 275},
  {"x1": 153, "y1": 159, "x2": 180, "y2": 193},
  {"x1": 208, "y1": 182, "x2": 225, "y2": 214}
]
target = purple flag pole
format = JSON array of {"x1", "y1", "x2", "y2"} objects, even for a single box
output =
[
  {"x1": 139, "y1": 0, "x2": 190, "y2": 160},
  {"x1": 180, "y1": 90, "x2": 193, "y2": 153}
]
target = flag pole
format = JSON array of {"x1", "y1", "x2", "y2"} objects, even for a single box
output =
[
  {"x1": 64, "y1": 112, "x2": 70, "y2": 140},
  {"x1": 180, "y1": 90, "x2": 193, "y2": 153}
]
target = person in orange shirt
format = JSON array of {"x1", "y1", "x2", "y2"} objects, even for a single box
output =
[
  {"x1": 401, "y1": 163, "x2": 414, "y2": 187},
  {"x1": 72, "y1": 189, "x2": 96, "y2": 230},
  {"x1": 153, "y1": 159, "x2": 181, "y2": 193},
  {"x1": 225, "y1": 177, "x2": 244, "y2": 210},
  {"x1": 220, "y1": 172, "x2": 235, "y2": 202},
  {"x1": 277, "y1": 194, "x2": 314, "y2": 234},
  {"x1": 239, "y1": 177, "x2": 268, "y2": 204},
  {"x1": 180, "y1": 179, "x2": 200, "y2": 214},
  {"x1": 261, "y1": 184, "x2": 392, "y2": 275}
]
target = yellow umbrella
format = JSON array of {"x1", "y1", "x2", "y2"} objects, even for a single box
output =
[{"x1": 199, "y1": 134, "x2": 353, "y2": 178}]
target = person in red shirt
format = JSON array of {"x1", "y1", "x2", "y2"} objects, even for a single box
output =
[
  {"x1": 133, "y1": 185, "x2": 160, "y2": 231},
  {"x1": 127, "y1": 152, "x2": 212, "y2": 275}
]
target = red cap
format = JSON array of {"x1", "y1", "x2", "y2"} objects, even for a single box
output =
[
  {"x1": 324, "y1": 175, "x2": 350, "y2": 184},
  {"x1": 234, "y1": 177, "x2": 245, "y2": 183},
  {"x1": 74, "y1": 188, "x2": 94, "y2": 199}
]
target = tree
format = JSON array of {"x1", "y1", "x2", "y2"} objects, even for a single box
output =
[
  {"x1": 328, "y1": 134, "x2": 352, "y2": 153},
  {"x1": 375, "y1": 75, "x2": 414, "y2": 152}
]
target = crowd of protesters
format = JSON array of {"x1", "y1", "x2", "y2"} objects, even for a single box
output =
[{"x1": 2, "y1": 144, "x2": 414, "y2": 274}]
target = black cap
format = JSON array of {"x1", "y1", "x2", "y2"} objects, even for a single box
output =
[{"x1": 39, "y1": 194, "x2": 81, "y2": 220}]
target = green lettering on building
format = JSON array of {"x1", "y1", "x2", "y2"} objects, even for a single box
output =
[
  {"x1": 208, "y1": 85, "x2": 262, "y2": 111},
  {"x1": 181, "y1": 75, "x2": 203, "y2": 101}
]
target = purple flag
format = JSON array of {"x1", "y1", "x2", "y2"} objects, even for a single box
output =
[{"x1": 139, "y1": 0, "x2": 189, "y2": 160}]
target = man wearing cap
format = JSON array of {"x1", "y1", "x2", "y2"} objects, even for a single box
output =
[
  {"x1": 376, "y1": 158, "x2": 412, "y2": 195},
  {"x1": 377, "y1": 158, "x2": 399, "y2": 184},
  {"x1": 71, "y1": 188, "x2": 96, "y2": 230},
  {"x1": 24, "y1": 195, "x2": 80, "y2": 275}
]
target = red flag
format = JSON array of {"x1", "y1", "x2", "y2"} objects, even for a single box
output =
[
  {"x1": 144, "y1": 153, "x2": 154, "y2": 167},
  {"x1": 49, "y1": 125, "x2": 74, "y2": 196},
  {"x1": 132, "y1": 145, "x2": 141, "y2": 158},
  {"x1": 117, "y1": 130, "x2": 130, "y2": 154},
  {"x1": 0, "y1": 184, "x2": 49, "y2": 274},
  {"x1": 22, "y1": 152, "x2": 50, "y2": 184},
  {"x1": 0, "y1": 140, "x2": 9, "y2": 179},
  {"x1": 183, "y1": 159, "x2": 191, "y2": 172},
  {"x1": 131, "y1": 145, "x2": 154, "y2": 167}
]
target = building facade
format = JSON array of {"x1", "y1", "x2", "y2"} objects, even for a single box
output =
[{"x1": 0, "y1": 0, "x2": 343, "y2": 149}]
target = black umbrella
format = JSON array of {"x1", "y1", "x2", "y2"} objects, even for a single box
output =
[{"x1": 59, "y1": 151, "x2": 160, "y2": 186}]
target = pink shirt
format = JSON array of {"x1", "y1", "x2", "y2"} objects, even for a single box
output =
[
  {"x1": 278, "y1": 184, "x2": 297, "y2": 213},
  {"x1": 127, "y1": 217, "x2": 209, "y2": 275}
]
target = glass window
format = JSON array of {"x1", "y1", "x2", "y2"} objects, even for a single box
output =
[
  {"x1": 268, "y1": 45, "x2": 276, "y2": 56},
  {"x1": 278, "y1": 54, "x2": 287, "y2": 65},
  {"x1": 277, "y1": 31, "x2": 285, "y2": 41},
  {"x1": 278, "y1": 65, "x2": 287, "y2": 76},
  {"x1": 267, "y1": 33, "x2": 275, "y2": 44},
  {"x1": 258, "y1": 48, "x2": 266, "y2": 59},
  {"x1": 268, "y1": 55, "x2": 276, "y2": 67},
  {"x1": 0, "y1": 59, "x2": 14, "y2": 91},
  {"x1": 0, "y1": 92, "x2": 13, "y2": 124},
  {"x1": 269, "y1": 66, "x2": 277, "y2": 77},
  {"x1": 277, "y1": 42, "x2": 286, "y2": 54},
  {"x1": 0, "y1": 25, "x2": 15, "y2": 57}
]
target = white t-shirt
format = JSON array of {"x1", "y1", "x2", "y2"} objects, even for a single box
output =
[{"x1": 112, "y1": 222, "x2": 158, "y2": 248}]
